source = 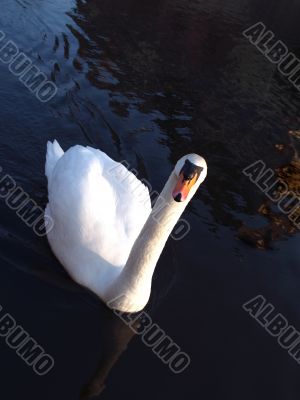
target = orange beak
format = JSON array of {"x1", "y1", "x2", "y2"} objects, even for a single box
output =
[{"x1": 172, "y1": 173, "x2": 198, "y2": 202}]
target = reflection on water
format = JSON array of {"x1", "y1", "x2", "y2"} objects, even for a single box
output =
[
  {"x1": 80, "y1": 314, "x2": 136, "y2": 399},
  {"x1": 0, "y1": 0, "x2": 300, "y2": 399}
]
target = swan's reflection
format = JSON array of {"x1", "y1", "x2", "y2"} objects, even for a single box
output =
[{"x1": 80, "y1": 309, "x2": 139, "y2": 399}]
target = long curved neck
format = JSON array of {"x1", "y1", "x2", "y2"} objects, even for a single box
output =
[{"x1": 104, "y1": 172, "x2": 190, "y2": 312}]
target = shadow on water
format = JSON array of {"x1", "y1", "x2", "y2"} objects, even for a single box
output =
[{"x1": 79, "y1": 313, "x2": 136, "y2": 400}]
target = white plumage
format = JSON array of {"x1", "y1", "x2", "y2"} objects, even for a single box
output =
[
  {"x1": 45, "y1": 140, "x2": 207, "y2": 312},
  {"x1": 45, "y1": 141, "x2": 151, "y2": 297}
]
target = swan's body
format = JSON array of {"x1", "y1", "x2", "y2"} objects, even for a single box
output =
[{"x1": 45, "y1": 140, "x2": 207, "y2": 312}]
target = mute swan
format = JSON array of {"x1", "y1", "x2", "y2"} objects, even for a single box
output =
[{"x1": 45, "y1": 141, "x2": 207, "y2": 312}]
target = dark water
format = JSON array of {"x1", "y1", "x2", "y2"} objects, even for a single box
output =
[{"x1": 0, "y1": 0, "x2": 300, "y2": 399}]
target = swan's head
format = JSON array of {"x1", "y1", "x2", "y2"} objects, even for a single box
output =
[{"x1": 172, "y1": 154, "x2": 207, "y2": 202}]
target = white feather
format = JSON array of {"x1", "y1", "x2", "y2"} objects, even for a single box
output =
[
  {"x1": 45, "y1": 142, "x2": 151, "y2": 296},
  {"x1": 45, "y1": 141, "x2": 207, "y2": 311}
]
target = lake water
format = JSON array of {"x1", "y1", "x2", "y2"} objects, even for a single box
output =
[{"x1": 0, "y1": 0, "x2": 300, "y2": 399}]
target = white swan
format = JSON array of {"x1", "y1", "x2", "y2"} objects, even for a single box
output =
[{"x1": 45, "y1": 140, "x2": 207, "y2": 312}]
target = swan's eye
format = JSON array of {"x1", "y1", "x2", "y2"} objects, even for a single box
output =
[
  {"x1": 183, "y1": 172, "x2": 196, "y2": 182},
  {"x1": 173, "y1": 160, "x2": 203, "y2": 202}
]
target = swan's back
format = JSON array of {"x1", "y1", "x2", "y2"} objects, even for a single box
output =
[{"x1": 45, "y1": 141, "x2": 151, "y2": 296}]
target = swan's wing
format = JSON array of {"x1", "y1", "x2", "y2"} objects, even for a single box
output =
[
  {"x1": 86, "y1": 146, "x2": 152, "y2": 240},
  {"x1": 46, "y1": 144, "x2": 151, "y2": 287}
]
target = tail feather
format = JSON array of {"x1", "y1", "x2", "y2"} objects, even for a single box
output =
[{"x1": 45, "y1": 140, "x2": 64, "y2": 182}]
